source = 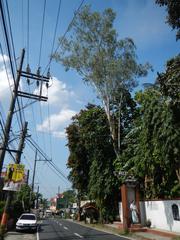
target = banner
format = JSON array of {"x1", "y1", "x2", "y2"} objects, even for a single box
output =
[{"x1": 3, "y1": 164, "x2": 25, "y2": 191}]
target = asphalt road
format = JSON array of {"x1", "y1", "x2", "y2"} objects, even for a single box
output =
[{"x1": 38, "y1": 218, "x2": 130, "y2": 240}]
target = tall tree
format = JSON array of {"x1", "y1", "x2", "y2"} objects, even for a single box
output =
[
  {"x1": 66, "y1": 123, "x2": 89, "y2": 197},
  {"x1": 66, "y1": 104, "x2": 119, "y2": 222},
  {"x1": 53, "y1": 6, "x2": 151, "y2": 156},
  {"x1": 157, "y1": 55, "x2": 180, "y2": 107},
  {"x1": 156, "y1": 0, "x2": 180, "y2": 40},
  {"x1": 116, "y1": 87, "x2": 180, "y2": 199}
]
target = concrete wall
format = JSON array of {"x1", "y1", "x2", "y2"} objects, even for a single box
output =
[
  {"x1": 140, "y1": 200, "x2": 180, "y2": 233},
  {"x1": 119, "y1": 199, "x2": 180, "y2": 233}
]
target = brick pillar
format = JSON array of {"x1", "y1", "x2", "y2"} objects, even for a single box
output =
[{"x1": 121, "y1": 184, "x2": 130, "y2": 230}]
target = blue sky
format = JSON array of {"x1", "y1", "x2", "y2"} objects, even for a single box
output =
[{"x1": 0, "y1": 0, "x2": 179, "y2": 199}]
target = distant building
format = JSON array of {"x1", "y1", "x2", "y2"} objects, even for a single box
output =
[{"x1": 49, "y1": 194, "x2": 66, "y2": 213}]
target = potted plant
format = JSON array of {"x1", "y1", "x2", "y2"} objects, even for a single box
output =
[{"x1": 145, "y1": 219, "x2": 151, "y2": 228}]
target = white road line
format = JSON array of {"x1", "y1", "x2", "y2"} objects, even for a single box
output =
[
  {"x1": 59, "y1": 223, "x2": 62, "y2": 226},
  {"x1": 63, "y1": 226, "x2": 68, "y2": 230},
  {"x1": 37, "y1": 226, "x2": 40, "y2": 240},
  {"x1": 74, "y1": 233, "x2": 83, "y2": 238}
]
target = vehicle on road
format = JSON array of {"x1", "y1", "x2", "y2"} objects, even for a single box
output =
[
  {"x1": 16, "y1": 213, "x2": 37, "y2": 232},
  {"x1": 45, "y1": 209, "x2": 52, "y2": 218}
]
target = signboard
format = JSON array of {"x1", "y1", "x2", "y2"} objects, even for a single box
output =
[{"x1": 3, "y1": 164, "x2": 25, "y2": 191}]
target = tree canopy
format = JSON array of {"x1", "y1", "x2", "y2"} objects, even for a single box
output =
[
  {"x1": 54, "y1": 5, "x2": 151, "y2": 156},
  {"x1": 156, "y1": 0, "x2": 180, "y2": 40},
  {"x1": 66, "y1": 104, "x2": 119, "y2": 222}
]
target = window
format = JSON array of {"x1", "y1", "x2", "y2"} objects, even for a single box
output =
[
  {"x1": 20, "y1": 214, "x2": 36, "y2": 220},
  {"x1": 172, "y1": 204, "x2": 180, "y2": 221}
]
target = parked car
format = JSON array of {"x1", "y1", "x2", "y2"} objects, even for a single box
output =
[{"x1": 16, "y1": 213, "x2": 37, "y2": 232}]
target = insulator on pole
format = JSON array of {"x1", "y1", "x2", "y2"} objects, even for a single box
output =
[{"x1": 36, "y1": 67, "x2": 41, "y2": 76}]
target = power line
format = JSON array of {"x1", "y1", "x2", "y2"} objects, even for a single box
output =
[
  {"x1": 0, "y1": 0, "x2": 25, "y2": 129},
  {"x1": 21, "y1": 0, "x2": 24, "y2": 48},
  {"x1": 5, "y1": 0, "x2": 17, "y2": 70},
  {"x1": 27, "y1": 0, "x2": 29, "y2": 64},
  {"x1": 50, "y1": 0, "x2": 62, "y2": 57},
  {"x1": 42, "y1": 0, "x2": 85, "y2": 74},
  {"x1": 38, "y1": 0, "x2": 46, "y2": 68},
  {"x1": 46, "y1": 161, "x2": 67, "y2": 184},
  {"x1": 26, "y1": 137, "x2": 69, "y2": 182},
  {"x1": 47, "y1": 99, "x2": 53, "y2": 163},
  {"x1": 0, "y1": 43, "x2": 23, "y2": 129},
  {"x1": 0, "y1": 0, "x2": 16, "y2": 80}
]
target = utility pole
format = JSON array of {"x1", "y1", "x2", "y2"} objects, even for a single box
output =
[
  {"x1": 36, "y1": 185, "x2": 39, "y2": 209},
  {"x1": 32, "y1": 150, "x2": 37, "y2": 193},
  {"x1": 0, "y1": 49, "x2": 25, "y2": 175},
  {"x1": 15, "y1": 122, "x2": 28, "y2": 164},
  {"x1": 1, "y1": 122, "x2": 28, "y2": 229},
  {"x1": 0, "y1": 48, "x2": 49, "y2": 185}
]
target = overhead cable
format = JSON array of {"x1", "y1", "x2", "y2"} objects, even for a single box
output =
[{"x1": 42, "y1": 0, "x2": 85, "y2": 74}]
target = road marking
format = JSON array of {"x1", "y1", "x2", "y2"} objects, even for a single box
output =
[
  {"x1": 74, "y1": 233, "x2": 83, "y2": 238},
  {"x1": 59, "y1": 223, "x2": 62, "y2": 226},
  {"x1": 37, "y1": 226, "x2": 40, "y2": 240},
  {"x1": 63, "y1": 226, "x2": 68, "y2": 230}
]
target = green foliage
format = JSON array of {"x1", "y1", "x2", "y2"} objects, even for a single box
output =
[
  {"x1": 62, "y1": 190, "x2": 76, "y2": 206},
  {"x1": 157, "y1": 55, "x2": 180, "y2": 105},
  {"x1": 15, "y1": 184, "x2": 35, "y2": 211},
  {"x1": 155, "y1": 0, "x2": 180, "y2": 40},
  {"x1": 54, "y1": 5, "x2": 151, "y2": 156},
  {"x1": 66, "y1": 104, "x2": 119, "y2": 222},
  {"x1": 115, "y1": 86, "x2": 180, "y2": 199},
  {"x1": 66, "y1": 121, "x2": 89, "y2": 195}
]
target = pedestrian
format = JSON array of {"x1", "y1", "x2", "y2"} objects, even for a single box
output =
[{"x1": 130, "y1": 200, "x2": 139, "y2": 223}]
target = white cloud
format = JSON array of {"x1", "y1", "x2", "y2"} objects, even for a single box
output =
[
  {"x1": 0, "y1": 54, "x2": 9, "y2": 63},
  {"x1": 0, "y1": 55, "x2": 13, "y2": 100},
  {"x1": 36, "y1": 76, "x2": 76, "y2": 108},
  {"x1": 37, "y1": 108, "x2": 77, "y2": 138},
  {"x1": 48, "y1": 77, "x2": 75, "y2": 106}
]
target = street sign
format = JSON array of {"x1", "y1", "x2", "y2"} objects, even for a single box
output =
[{"x1": 3, "y1": 164, "x2": 25, "y2": 191}]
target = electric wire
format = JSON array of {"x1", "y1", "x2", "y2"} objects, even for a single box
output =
[
  {"x1": 38, "y1": 0, "x2": 46, "y2": 68},
  {"x1": 0, "y1": 42, "x2": 13, "y2": 97},
  {"x1": 46, "y1": 161, "x2": 67, "y2": 184},
  {"x1": 27, "y1": 0, "x2": 29, "y2": 65},
  {"x1": 26, "y1": 140, "x2": 68, "y2": 187},
  {"x1": 47, "y1": 95, "x2": 53, "y2": 163},
  {"x1": 21, "y1": 0, "x2": 24, "y2": 48},
  {"x1": 42, "y1": 0, "x2": 85, "y2": 74},
  {"x1": 26, "y1": 137, "x2": 69, "y2": 182},
  {"x1": 5, "y1": 0, "x2": 26, "y2": 124},
  {"x1": 5, "y1": 0, "x2": 17, "y2": 70},
  {"x1": 46, "y1": 0, "x2": 62, "y2": 162},
  {"x1": 0, "y1": 43, "x2": 22, "y2": 131},
  {"x1": 0, "y1": 0, "x2": 15, "y2": 80},
  {"x1": 37, "y1": 0, "x2": 47, "y2": 154},
  {"x1": 50, "y1": 0, "x2": 61, "y2": 57},
  {"x1": 22, "y1": 153, "x2": 53, "y2": 196},
  {"x1": 0, "y1": 42, "x2": 22, "y2": 131},
  {"x1": 0, "y1": 0, "x2": 25, "y2": 128}
]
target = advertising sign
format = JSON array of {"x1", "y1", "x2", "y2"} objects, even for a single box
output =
[{"x1": 3, "y1": 164, "x2": 25, "y2": 191}]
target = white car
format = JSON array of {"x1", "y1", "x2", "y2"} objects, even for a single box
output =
[{"x1": 16, "y1": 213, "x2": 37, "y2": 231}]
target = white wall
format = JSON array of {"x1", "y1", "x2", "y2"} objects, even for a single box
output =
[{"x1": 140, "y1": 200, "x2": 180, "y2": 233}]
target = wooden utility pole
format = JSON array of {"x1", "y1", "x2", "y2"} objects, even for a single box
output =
[
  {"x1": 0, "y1": 49, "x2": 25, "y2": 175},
  {"x1": 0, "y1": 48, "x2": 49, "y2": 185},
  {"x1": 1, "y1": 122, "x2": 28, "y2": 228},
  {"x1": 32, "y1": 150, "x2": 37, "y2": 193},
  {"x1": 36, "y1": 185, "x2": 39, "y2": 209}
]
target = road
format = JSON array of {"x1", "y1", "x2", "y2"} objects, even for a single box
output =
[{"x1": 38, "y1": 218, "x2": 130, "y2": 240}]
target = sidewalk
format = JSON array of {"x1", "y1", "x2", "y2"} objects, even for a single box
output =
[{"x1": 106, "y1": 222, "x2": 180, "y2": 240}]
